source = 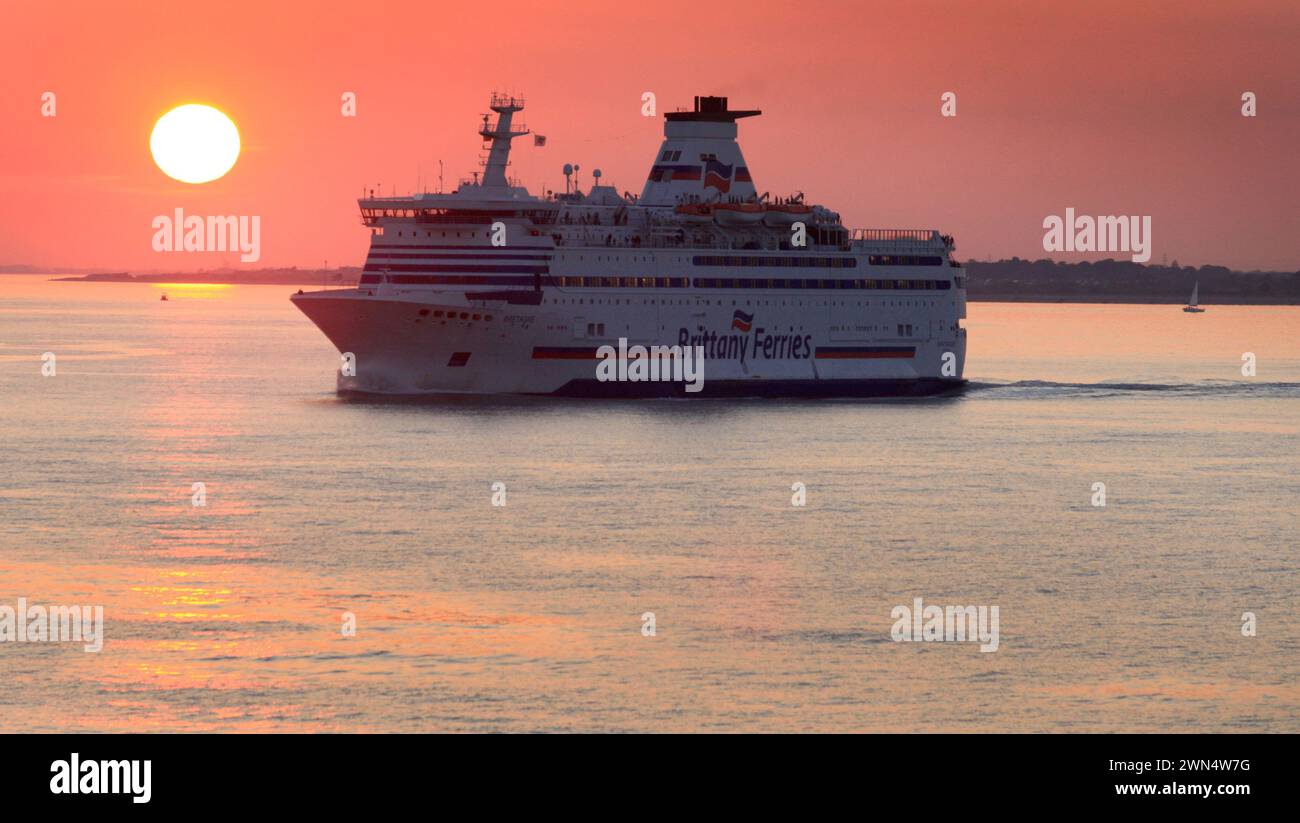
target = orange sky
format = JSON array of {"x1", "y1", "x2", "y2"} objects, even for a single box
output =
[{"x1": 1, "y1": 0, "x2": 1297, "y2": 271}]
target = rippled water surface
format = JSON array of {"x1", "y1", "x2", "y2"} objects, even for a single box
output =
[{"x1": 1, "y1": 275, "x2": 1297, "y2": 732}]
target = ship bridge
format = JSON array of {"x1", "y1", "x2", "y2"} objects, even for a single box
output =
[{"x1": 356, "y1": 94, "x2": 552, "y2": 224}]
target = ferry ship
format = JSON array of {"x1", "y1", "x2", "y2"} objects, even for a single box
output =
[{"x1": 291, "y1": 94, "x2": 967, "y2": 396}]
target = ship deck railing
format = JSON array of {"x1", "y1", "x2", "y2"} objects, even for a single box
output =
[
  {"x1": 850, "y1": 228, "x2": 945, "y2": 245},
  {"x1": 550, "y1": 230, "x2": 813, "y2": 252},
  {"x1": 548, "y1": 226, "x2": 951, "y2": 254}
]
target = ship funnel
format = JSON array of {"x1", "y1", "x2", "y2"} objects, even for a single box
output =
[{"x1": 639, "y1": 95, "x2": 761, "y2": 207}]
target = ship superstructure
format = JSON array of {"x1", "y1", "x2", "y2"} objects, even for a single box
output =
[{"x1": 291, "y1": 93, "x2": 967, "y2": 396}]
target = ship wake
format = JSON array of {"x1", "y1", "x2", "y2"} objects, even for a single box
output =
[{"x1": 966, "y1": 379, "x2": 1300, "y2": 400}]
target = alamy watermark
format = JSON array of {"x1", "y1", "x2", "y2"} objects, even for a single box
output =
[
  {"x1": 595, "y1": 338, "x2": 705, "y2": 392},
  {"x1": 152, "y1": 207, "x2": 260, "y2": 262},
  {"x1": 891, "y1": 597, "x2": 999, "y2": 652},
  {"x1": 0, "y1": 597, "x2": 104, "y2": 652},
  {"x1": 1043, "y1": 208, "x2": 1151, "y2": 263},
  {"x1": 50, "y1": 754, "x2": 150, "y2": 803}
]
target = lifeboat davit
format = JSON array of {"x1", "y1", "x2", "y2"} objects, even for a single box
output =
[
  {"x1": 674, "y1": 203, "x2": 714, "y2": 223},
  {"x1": 713, "y1": 202, "x2": 765, "y2": 226}
]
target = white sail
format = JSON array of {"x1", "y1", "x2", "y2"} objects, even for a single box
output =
[{"x1": 1189, "y1": 281, "x2": 1199, "y2": 307}]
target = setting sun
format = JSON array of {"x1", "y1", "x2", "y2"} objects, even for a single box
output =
[{"x1": 149, "y1": 103, "x2": 241, "y2": 184}]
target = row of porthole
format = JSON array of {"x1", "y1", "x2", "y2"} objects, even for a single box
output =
[
  {"x1": 546, "y1": 298, "x2": 938, "y2": 308},
  {"x1": 417, "y1": 308, "x2": 492, "y2": 321},
  {"x1": 392, "y1": 230, "x2": 476, "y2": 238}
]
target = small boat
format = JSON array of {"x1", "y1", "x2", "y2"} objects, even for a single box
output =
[
  {"x1": 160, "y1": 292, "x2": 169, "y2": 301},
  {"x1": 1183, "y1": 281, "x2": 1205, "y2": 313},
  {"x1": 674, "y1": 202, "x2": 713, "y2": 223},
  {"x1": 762, "y1": 202, "x2": 813, "y2": 227},
  {"x1": 713, "y1": 201, "x2": 764, "y2": 226}
]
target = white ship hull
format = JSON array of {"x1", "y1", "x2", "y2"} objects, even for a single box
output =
[{"x1": 292, "y1": 274, "x2": 967, "y2": 397}]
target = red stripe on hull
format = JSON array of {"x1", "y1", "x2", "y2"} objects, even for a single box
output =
[
  {"x1": 532, "y1": 351, "x2": 598, "y2": 360},
  {"x1": 814, "y1": 351, "x2": 914, "y2": 360}
]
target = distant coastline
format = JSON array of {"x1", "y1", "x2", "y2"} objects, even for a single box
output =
[
  {"x1": 966, "y1": 294, "x2": 1299, "y2": 304},
  {"x1": 39, "y1": 268, "x2": 362, "y2": 287},
  {"x1": 4, "y1": 259, "x2": 1299, "y2": 303},
  {"x1": 964, "y1": 259, "x2": 1300, "y2": 305}
]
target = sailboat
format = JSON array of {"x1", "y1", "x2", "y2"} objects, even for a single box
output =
[{"x1": 1183, "y1": 281, "x2": 1205, "y2": 313}]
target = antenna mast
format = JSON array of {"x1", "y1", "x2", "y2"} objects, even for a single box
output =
[{"x1": 478, "y1": 93, "x2": 528, "y2": 188}]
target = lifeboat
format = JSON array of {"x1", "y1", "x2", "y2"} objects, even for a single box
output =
[
  {"x1": 713, "y1": 202, "x2": 765, "y2": 226},
  {"x1": 674, "y1": 202, "x2": 714, "y2": 223},
  {"x1": 762, "y1": 203, "x2": 814, "y2": 227}
]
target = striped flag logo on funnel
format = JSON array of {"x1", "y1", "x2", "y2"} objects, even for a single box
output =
[
  {"x1": 703, "y1": 158, "x2": 734, "y2": 192},
  {"x1": 731, "y1": 309, "x2": 753, "y2": 332}
]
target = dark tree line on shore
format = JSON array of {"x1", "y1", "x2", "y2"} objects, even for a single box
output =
[{"x1": 965, "y1": 258, "x2": 1300, "y2": 303}]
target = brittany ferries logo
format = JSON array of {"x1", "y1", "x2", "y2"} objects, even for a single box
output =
[{"x1": 679, "y1": 314, "x2": 813, "y2": 365}]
